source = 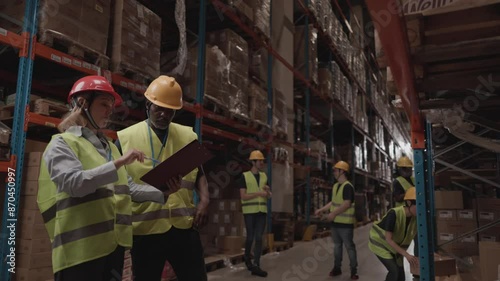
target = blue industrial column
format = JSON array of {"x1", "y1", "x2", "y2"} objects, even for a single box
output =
[
  {"x1": 195, "y1": 0, "x2": 207, "y2": 139},
  {"x1": 266, "y1": 0, "x2": 274, "y2": 232},
  {"x1": 413, "y1": 122, "x2": 436, "y2": 281},
  {"x1": 304, "y1": 0, "x2": 311, "y2": 225},
  {"x1": 0, "y1": 0, "x2": 40, "y2": 280},
  {"x1": 193, "y1": 0, "x2": 206, "y2": 205}
]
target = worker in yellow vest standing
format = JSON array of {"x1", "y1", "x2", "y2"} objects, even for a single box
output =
[
  {"x1": 239, "y1": 150, "x2": 271, "y2": 277},
  {"x1": 368, "y1": 187, "x2": 419, "y2": 281},
  {"x1": 392, "y1": 156, "x2": 415, "y2": 208},
  {"x1": 315, "y1": 161, "x2": 358, "y2": 279},
  {"x1": 37, "y1": 76, "x2": 165, "y2": 281},
  {"x1": 116, "y1": 75, "x2": 209, "y2": 281}
]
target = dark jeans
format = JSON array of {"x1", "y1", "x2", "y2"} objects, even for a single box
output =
[
  {"x1": 331, "y1": 226, "x2": 358, "y2": 274},
  {"x1": 131, "y1": 227, "x2": 207, "y2": 281},
  {"x1": 244, "y1": 212, "x2": 267, "y2": 266},
  {"x1": 54, "y1": 246, "x2": 125, "y2": 281},
  {"x1": 377, "y1": 255, "x2": 406, "y2": 281}
]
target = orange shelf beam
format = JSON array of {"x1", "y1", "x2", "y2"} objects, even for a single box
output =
[
  {"x1": 0, "y1": 27, "x2": 24, "y2": 50},
  {"x1": 0, "y1": 155, "x2": 16, "y2": 173}
]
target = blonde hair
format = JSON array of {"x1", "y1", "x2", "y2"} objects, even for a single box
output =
[{"x1": 57, "y1": 107, "x2": 88, "y2": 132}]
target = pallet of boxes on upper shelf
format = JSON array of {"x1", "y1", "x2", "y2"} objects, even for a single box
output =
[
  {"x1": 110, "y1": 0, "x2": 161, "y2": 80},
  {"x1": 0, "y1": 0, "x2": 112, "y2": 69},
  {"x1": 13, "y1": 140, "x2": 54, "y2": 281}
]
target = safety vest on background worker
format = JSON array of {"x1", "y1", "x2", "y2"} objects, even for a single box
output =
[
  {"x1": 241, "y1": 171, "x2": 268, "y2": 214},
  {"x1": 395, "y1": 176, "x2": 415, "y2": 207},
  {"x1": 118, "y1": 121, "x2": 198, "y2": 235},
  {"x1": 37, "y1": 132, "x2": 131, "y2": 273},
  {"x1": 368, "y1": 206, "x2": 417, "y2": 266},
  {"x1": 330, "y1": 181, "x2": 356, "y2": 224}
]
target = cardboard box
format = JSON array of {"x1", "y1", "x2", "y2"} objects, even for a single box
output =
[
  {"x1": 18, "y1": 223, "x2": 49, "y2": 240},
  {"x1": 24, "y1": 166, "x2": 41, "y2": 182},
  {"x1": 476, "y1": 198, "x2": 500, "y2": 211},
  {"x1": 222, "y1": 236, "x2": 244, "y2": 255},
  {"x1": 17, "y1": 252, "x2": 52, "y2": 269},
  {"x1": 435, "y1": 191, "x2": 463, "y2": 209},
  {"x1": 294, "y1": 25, "x2": 318, "y2": 84},
  {"x1": 218, "y1": 200, "x2": 229, "y2": 212},
  {"x1": 229, "y1": 200, "x2": 242, "y2": 212},
  {"x1": 479, "y1": 242, "x2": 500, "y2": 281},
  {"x1": 20, "y1": 195, "x2": 38, "y2": 210},
  {"x1": 222, "y1": 212, "x2": 232, "y2": 224},
  {"x1": 17, "y1": 238, "x2": 51, "y2": 254},
  {"x1": 25, "y1": 152, "x2": 42, "y2": 167},
  {"x1": 437, "y1": 210, "x2": 457, "y2": 221},
  {"x1": 457, "y1": 210, "x2": 476, "y2": 221},
  {"x1": 478, "y1": 221, "x2": 500, "y2": 242},
  {"x1": 21, "y1": 180, "x2": 38, "y2": 196},
  {"x1": 24, "y1": 140, "x2": 48, "y2": 153},
  {"x1": 410, "y1": 254, "x2": 456, "y2": 276},
  {"x1": 19, "y1": 209, "x2": 44, "y2": 225},
  {"x1": 478, "y1": 210, "x2": 496, "y2": 222},
  {"x1": 211, "y1": 213, "x2": 221, "y2": 224},
  {"x1": 13, "y1": 267, "x2": 53, "y2": 281},
  {"x1": 111, "y1": 0, "x2": 161, "y2": 78}
]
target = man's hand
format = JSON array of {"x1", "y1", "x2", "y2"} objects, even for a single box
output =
[
  {"x1": 163, "y1": 175, "x2": 182, "y2": 198},
  {"x1": 114, "y1": 149, "x2": 145, "y2": 169},
  {"x1": 405, "y1": 254, "x2": 419, "y2": 267},
  {"x1": 314, "y1": 209, "x2": 322, "y2": 217},
  {"x1": 327, "y1": 212, "x2": 336, "y2": 221},
  {"x1": 263, "y1": 185, "x2": 270, "y2": 191},
  {"x1": 193, "y1": 204, "x2": 208, "y2": 229}
]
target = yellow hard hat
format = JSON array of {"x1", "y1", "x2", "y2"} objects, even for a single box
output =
[
  {"x1": 144, "y1": 75, "x2": 183, "y2": 110},
  {"x1": 404, "y1": 187, "x2": 416, "y2": 200},
  {"x1": 333, "y1": 161, "x2": 350, "y2": 172},
  {"x1": 397, "y1": 156, "x2": 413, "y2": 168},
  {"x1": 249, "y1": 150, "x2": 265, "y2": 160}
]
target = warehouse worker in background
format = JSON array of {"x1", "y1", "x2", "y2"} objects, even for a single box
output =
[
  {"x1": 239, "y1": 150, "x2": 272, "y2": 277},
  {"x1": 116, "y1": 75, "x2": 209, "y2": 281},
  {"x1": 392, "y1": 156, "x2": 415, "y2": 208},
  {"x1": 37, "y1": 76, "x2": 166, "y2": 281},
  {"x1": 368, "y1": 187, "x2": 419, "y2": 281},
  {"x1": 315, "y1": 160, "x2": 359, "y2": 280}
]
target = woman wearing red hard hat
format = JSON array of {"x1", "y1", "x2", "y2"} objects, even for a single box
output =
[{"x1": 37, "y1": 75, "x2": 165, "y2": 281}]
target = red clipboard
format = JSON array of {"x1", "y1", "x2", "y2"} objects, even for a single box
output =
[{"x1": 140, "y1": 140, "x2": 214, "y2": 191}]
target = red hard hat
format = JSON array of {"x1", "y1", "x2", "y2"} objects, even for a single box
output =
[{"x1": 68, "y1": 75, "x2": 123, "y2": 107}]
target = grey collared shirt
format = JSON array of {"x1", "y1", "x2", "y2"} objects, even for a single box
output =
[{"x1": 43, "y1": 126, "x2": 164, "y2": 203}]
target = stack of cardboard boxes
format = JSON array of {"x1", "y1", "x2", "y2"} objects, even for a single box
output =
[
  {"x1": 111, "y1": 0, "x2": 161, "y2": 79},
  {"x1": 15, "y1": 142, "x2": 53, "y2": 281},
  {"x1": 273, "y1": 89, "x2": 288, "y2": 136},
  {"x1": 476, "y1": 198, "x2": 500, "y2": 242},
  {"x1": 435, "y1": 190, "x2": 479, "y2": 257},
  {"x1": 248, "y1": 82, "x2": 268, "y2": 124}
]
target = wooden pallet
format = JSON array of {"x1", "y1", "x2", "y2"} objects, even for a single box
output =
[
  {"x1": 274, "y1": 129, "x2": 288, "y2": 140},
  {"x1": 112, "y1": 61, "x2": 154, "y2": 82},
  {"x1": 39, "y1": 30, "x2": 110, "y2": 70},
  {"x1": 32, "y1": 99, "x2": 69, "y2": 118}
]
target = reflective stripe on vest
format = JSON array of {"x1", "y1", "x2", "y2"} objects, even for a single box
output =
[
  {"x1": 37, "y1": 132, "x2": 131, "y2": 273},
  {"x1": 330, "y1": 181, "x2": 355, "y2": 224},
  {"x1": 241, "y1": 171, "x2": 268, "y2": 214},
  {"x1": 117, "y1": 121, "x2": 198, "y2": 235},
  {"x1": 368, "y1": 206, "x2": 417, "y2": 262},
  {"x1": 395, "y1": 176, "x2": 415, "y2": 207}
]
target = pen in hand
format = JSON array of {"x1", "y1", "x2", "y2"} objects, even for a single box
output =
[{"x1": 144, "y1": 156, "x2": 160, "y2": 164}]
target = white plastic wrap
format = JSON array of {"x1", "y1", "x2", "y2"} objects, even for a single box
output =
[
  {"x1": 272, "y1": 162, "x2": 293, "y2": 213},
  {"x1": 170, "y1": 0, "x2": 187, "y2": 76}
]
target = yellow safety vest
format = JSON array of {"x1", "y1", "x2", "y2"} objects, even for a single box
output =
[
  {"x1": 368, "y1": 206, "x2": 417, "y2": 266},
  {"x1": 37, "y1": 132, "x2": 131, "y2": 274},
  {"x1": 117, "y1": 121, "x2": 198, "y2": 235},
  {"x1": 394, "y1": 176, "x2": 415, "y2": 207},
  {"x1": 241, "y1": 171, "x2": 268, "y2": 214},
  {"x1": 329, "y1": 181, "x2": 356, "y2": 224}
]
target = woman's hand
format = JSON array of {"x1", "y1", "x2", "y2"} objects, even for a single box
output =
[{"x1": 114, "y1": 149, "x2": 145, "y2": 169}]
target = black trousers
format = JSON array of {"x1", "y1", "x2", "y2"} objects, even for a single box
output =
[
  {"x1": 54, "y1": 246, "x2": 125, "y2": 281},
  {"x1": 244, "y1": 212, "x2": 267, "y2": 266},
  {"x1": 377, "y1": 255, "x2": 406, "y2": 281},
  {"x1": 131, "y1": 227, "x2": 207, "y2": 281}
]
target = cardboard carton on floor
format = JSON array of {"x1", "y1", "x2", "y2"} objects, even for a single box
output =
[
  {"x1": 410, "y1": 254, "x2": 456, "y2": 276},
  {"x1": 479, "y1": 241, "x2": 500, "y2": 281}
]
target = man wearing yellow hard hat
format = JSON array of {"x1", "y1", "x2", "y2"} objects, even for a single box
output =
[
  {"x1": 116, "y1": 76, "x2": 209, "y2": 281},
  {"x1": 315, "y1": 161, "x2": 359, "y2": 280},
  {"x1": 393, "y1": 156, "x2": 415, "y2": 208},
  {"x1": 238, "y1": 150, "x2": 271, "y2": 277},
  {"x1": 368, "y1": 187, "x2": 419, "y2": 281}
]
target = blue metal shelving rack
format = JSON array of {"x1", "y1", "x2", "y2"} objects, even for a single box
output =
[
  {"x1": 0, "y1": 1, "x2": 40, "y2": 280},
  {"x1": 266, "y1": 0, "x2": 274, "y2": 233},
  {"x1": 304, "y1": 0, "x2": 311, "y2": 225}
]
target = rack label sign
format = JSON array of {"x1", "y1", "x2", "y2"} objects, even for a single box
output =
[{"x1": 51, "y1": 54, "x2": 61, "y2": 63}]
